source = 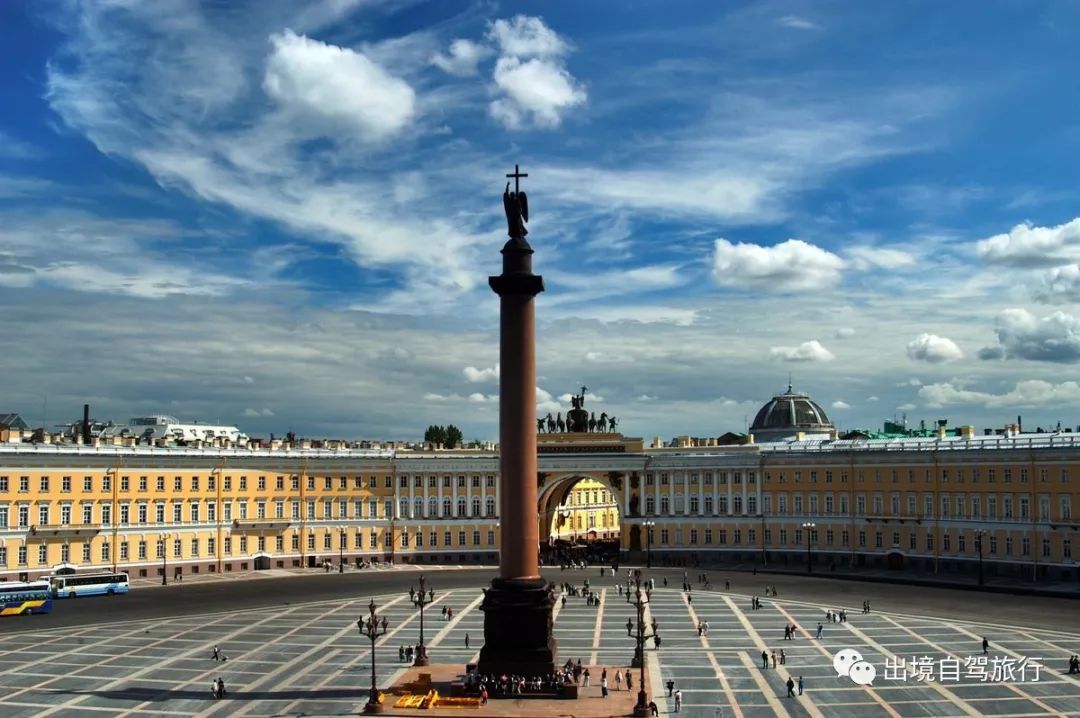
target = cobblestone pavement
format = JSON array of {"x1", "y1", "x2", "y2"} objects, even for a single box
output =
[{"x1": 0, "y1": 578, "x2": 1076, "y2": 717}]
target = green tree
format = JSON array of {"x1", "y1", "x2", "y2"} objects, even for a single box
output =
[
  {"x1": 445, "y1": 424, "x2": 463, "y2": 449},
  {"x1": 424, "y1": 425, "x2": 448, "y2": 445}
]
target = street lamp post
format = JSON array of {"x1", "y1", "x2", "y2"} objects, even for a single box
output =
[
  {"x1": 626, "y1": 569, "x2": 654, "y2": 717},
  {"x1": 974, "y1": 529, "x2": 986, "y2": 586},
  {"x1": 409, "y1": 575, "x2": 435, "y2": 666},
  {"x1": 159, "y1": 532, "x2": 172, "y2": 586},
  {"x1": 339, "y1": 526, "x2": 345, "y2": 573},
  {"x1": 643, "y1": 520, "x2": 655, "y2": 569},
  {"x1": 358, "y1": 598, "x2": 390, "y2": 714},
  {"x1": 801, "y1": 522, "x2": 816, "y2": 574}
]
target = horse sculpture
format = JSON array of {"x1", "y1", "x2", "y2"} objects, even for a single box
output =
[
  {"x1": 556, "y1": 413, "x2": 565, "y2": 433},
  {"x1": 588, "y1": 412, "x2": 597, "y2": 432},
  {"x1": 597, "y1": 412, "x2": 608, "y2": 433},
  {"x1": 546, "y1": 413, "x2": 556, "y2": 433},
  {"x1": 537, "y1": 418, "x2": 545, "y2": 433}
]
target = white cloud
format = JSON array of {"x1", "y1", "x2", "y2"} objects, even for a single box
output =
[
  {"x1": 712, "y1": 238, "x2": 844, "y2": 292},
  {"x1": 975, "y1": 218, "x2": 1080, "y2": 268},
  {"x1": 490, "y1": 56, "x2": 586, "y2": 129},
  {"x1": 906, "y1": 333, "x2": 963, "y2": 363},
  {"x1": 487, "y1": 16, "x2": 568, "y2": 58},
  {"x1": 243, "y1": 376, "x2": 255, "y2": 383},
  {"x1": 1035, "y1": 264, "x2": 1080, "y2": 304},
  {"x1": 846, "y1": 246, "x2": 917, "y2": 271},
  {"x1": 468, "y1": 392, "x2": 496, "y2": 403},
  {"x1": 768, "y1": 340, "x2": 835, "y2": 362},
  {"x1": 264, "y1": 29, "x2": 415, "y2": 140},
  {"x1": 897, "y1": 403, "x2": 917, "y2": 410},
  {"x1": 831, "y1": 400, "x2": 851, "y2": 409},
  {"x1": 558, "y1": 392, "x2": 604, "y2": 404},
  {"x1": 463, "y1": 363, "x2": 500, "y2": 382},
  {"x1": 918, "y1": 379, "x2": 1080, "y2": 409},
  {"x1": 866, "y1": 396, "x2": 879, "y2": 402},
  {"x1": 431, "y1": 39, "x2": 489, "y2": 77},
  {"x1": 989, "y1": 308, "x2": 1080, "y2": 363},
  {"x1": 243, "y1": 407, "x2": 275, "y2": 417},
  {"x1": 835, "y1": 327, "x2": 856, "y2": 338},
  {"x1": 584, "y1": 351, "x2": 634, "y2": 363},
  {"x1": 636, "y1": 394, "x2": 657, "y2": 402},
  {"x1": 777, "y1": 15, "x2": 820, "y2": 30}
]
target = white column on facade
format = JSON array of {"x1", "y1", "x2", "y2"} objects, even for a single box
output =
[
  {"x1": 653, "y1": 471, "x2": 660, "y2": 515},
  {"x1": 393, "y1": 472, "x2": 401, "y2": 519},
  {"x1": 467, "y1": 476, "x2": 474, "y2": 518},
  {"x1": 727, "y1": 472, "x2": 734, "y2": 516},
  {"x1": 437, "y1": 477, "x2": 444, "y2": 519},
  {"x1": 742, "y1": 473, "x2": 749, "y2": 516},
  {"x1": 494, "y1": 471, "x2": 500, "y2": 519},
  {"x1": 480, "y1": 474, "x2": 487, "y2": 519},
  {"x1": 712, "y1": 471, "x2": 719, "y2": 516},
  {"x1": 408, "y1": 475, "x2": 415, "y2": 519},
  {"x1": 422, "y1": 475, "x2": 430, "y2": 518},
  {"x1": 697, "y1": 472, "x2": 705, "y2": 516},
  {"x1": 667, "y1": 471, "x2": 675, "y2": 515},
  {"x1": 623, "y1": 473, "x2": 630, "y2": 515},
  {"x1": 678, "y1": 470, "x2": 686, "y2": 516},
  {"x1": 451, "y1": 475, "x2": 459, "y2": 518}
]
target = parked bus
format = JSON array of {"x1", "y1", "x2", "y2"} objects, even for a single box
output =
[
  {"x1": 50, "y1": 572, "x2": 130, "y2": 598},
  {"x1": 0, "y1": 581, "x2": 53, "y2": 616}
]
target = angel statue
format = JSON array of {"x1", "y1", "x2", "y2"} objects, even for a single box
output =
[{"x1": 503, "y1": 182, "x2": 528, "y2": 238}]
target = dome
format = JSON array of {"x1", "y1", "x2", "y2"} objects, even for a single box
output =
[{"x1": 750, "y1": 385, "x2": 835, "y2": 441}]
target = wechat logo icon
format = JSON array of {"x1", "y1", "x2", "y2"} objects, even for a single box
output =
[{"x1": 833, "y1": 648, "x2": 876, "y2": 686}]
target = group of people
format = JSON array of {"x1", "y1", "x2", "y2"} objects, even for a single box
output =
[
  {"x1": 1067, "y1": 655, "x2": 1080, "y2": 674},
  {"x1": 824, "y1": 608, "x2": 848, "y2": 623},
  {"x1": 398, "y1": 645, "x2": 417, "y2": 662},
  {"x1": 760, "y1": 648, "x2": 787, "y2": 667},
  {"x1": 764, "y1": 585, "x2": 779, "y2": 597},
  {"x1": 664, "y1": 681, "x2": 684, "y2": 713},
  {"x1": 468, "y1": 671, "x2": 564, "y2": 698},
  {"x1": 785, "y1": 675, "x2": 805, "y2": 697},
  {"x1": 209, "y1": 645, "x2": 228, "y2": 700}
]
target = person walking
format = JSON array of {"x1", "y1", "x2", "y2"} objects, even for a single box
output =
[
  {"x1": 761, "y1": 650, "x2": 769, "y2": 668},
  {"x1": 816, "y1": 622, "x2": 823, "y2": 639},
  {"x1": 982, "y1": 637, "x2": 989, "y2": 656},
  {"x1": 771, "y1": 651, "x2": 777, "y2": 668},
  {"x1": 211, "y1": 645, "x2": 220, "y2": 661},
  {"x1": 465, "y1": 633, "x2": 470, "y2": 649},
  {"x1": 648, "y1": 699, "x2": 659, "y2": 716},
  {"x1": 674, "y1": 688, "x2": 682, "y2": 712},
  {"x1": 210, "y1": 679, "x2": 219, "y2": 699},
  {"x1": 780, "y1": 649, "x2": 786, "y2": 665},
  {"x1": 217, "y1": 677, "x2": 227, "y2": 698},
  {"x1": 583, "y1": 668, "x2": 591, "y2": 687},
  {"x1": 601, "y1": 676, "x2": 608, "y2": 697},
  {"x1": 786, "y1": 676, "x2": 795, "y2": 697},
  {"x1": 666, "y1": 679, "x2": 675, "y2": 697},
  {"x1": 615, "y1": 670, "x2": 623, "y2": 690},
  {"x1": 798, "y1": 675, "x2": 804, "y2": 696}
]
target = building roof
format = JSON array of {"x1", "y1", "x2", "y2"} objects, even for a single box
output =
[
  {"x1": 0, "y1": 413, "x2": 28, "y2": 430},
  {"x1": 750, "y1": 386, "x2": 834, "y2": 438}
]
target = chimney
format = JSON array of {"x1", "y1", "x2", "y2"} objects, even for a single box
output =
[
  {"x1": 959, "y1": 425, "x2": 975, "y2": 439},
  {"x1": 1017, "y1": 414, "x2": 1022, "y2": 433},
  {"x1": 82, "y1": 404, "x2": 91, "y2": 445}
]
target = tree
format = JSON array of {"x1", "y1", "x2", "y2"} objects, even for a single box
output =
[
  {"x1": 445, "y1": 424, "x2": 463, "y2": 449},
  {"x1": 424, "y1": 425, "x2": 447, "y2": 446}
]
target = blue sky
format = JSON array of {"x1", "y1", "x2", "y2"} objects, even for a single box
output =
[{"x1": 3, "y1": 0, "x2": 1080, "y2": 441}]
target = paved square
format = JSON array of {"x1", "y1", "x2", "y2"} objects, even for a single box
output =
[{"x1": 0, "y1": 581, "x2": 1076, "y2": 717}]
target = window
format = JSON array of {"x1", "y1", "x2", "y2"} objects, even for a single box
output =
[
  {"x1": 101, "y1": 505, "x2": 111, "y2": 525},
  {"x1": 138, "y1": 540, "x2": 147, "y2": 559},
  {"x1": 156, "y1": 476, "x2": 164, "y2": 491},
  {"x1": 40, "y1": 476, "x2": 50, "y2": 492},
  {"x1": 20, "y1": 476, "x2": 30, "y2": 492},
  {"x1": 191, "y1": 476, "x2": 199, "y2": 491},
  {"x1": 39, "y1": 505, "x2": 50, "y2": 526},
  {"x1": 83, "y1": 476, "x2": 92, "y2": 492},
  {"x1": 943, "y1": 533, "x2": 950, "y2": 551},
  {"x1": 486, "y1": 497, "x2": 496, "y2": 517},
  {"x1": 660, "y1": 529, "x2": 669, "y2": 544},
  {"x1": 137, "y1": 504, "x2": 147, "y2": 524},
  {"x1": 62, "y1": 476, "x2": 71, "y2": 492}
]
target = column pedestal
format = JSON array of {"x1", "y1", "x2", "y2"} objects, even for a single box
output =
[{"x1": 477, "y1": 578, "x2": 557, "y2": 677}]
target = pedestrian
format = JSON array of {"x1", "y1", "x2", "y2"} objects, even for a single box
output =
[
  {"x1": 601, "y1": 677, "x2": 608, "y2": 697},
  {"x1": 583, "y1": 668, "x2": 591, "y2": 687},
  {"x1": 666, "y1": 679, "x2": 675, "y2": 697},
  {"x1": 447, "y1": 607, "x2": 453, "y2": 620},
  {"x1": 399, "y1": 646, "x2": 406, "y2": 662},
  {"x1": 704, "y1": 620, "x2": 709, "y2": 634},
  {"x1": 761, "y1": 650, "x2": 769, "y2": 668},
  {"x1": 786, "y1": 676, "x2": 795, "y2": 697},
  {"x1": 654, "y1": 634, "x2": 662, "y2": 649},
  {"x1": 784, "y1": 625, "x2": 791, "y2": 640},
  {"x1": 212, "y1": 645, "x2": 220, "y2": 661},
  {"x1": 649, "y1": 699, "x2": 659, "y2": 716},
  {"x1": 442, "y1": 605, "x2": 447, "y2": 619},
  {"x1": 798, "y1": 675, "x2": 804, "y2": 695},
  {"x1": 816, "y1": 623, "x2": 823, "y2": 639},
  {"x1": 217, "y1": 677, "x2": 226, "y2": 698},
  {"x1": 210, "y1": 679, "x2": 219, "y2": 699},
  {"x1": 725, "y1": 579, "x2": 730, "y2": 591},
  {"x1": 771, "y1": 651, "x2": 777, "y2": 668},
  {"x1": 465, "y1": 633, "x2": 470, "y2": 649},
  {"x1": 626, "y1": 669, "x2": 633, "y2": 690},
  {"x1": 616, "y1": 670, "x2": 623, "y2": 690},
  {"x1": 562, "y1": 595, "x2": 567, "y2": 608},
  {"x1": 480, "y1": 687, "x2": 488, "y2": 705},
  {"x1": 982, "y1": 637, "x2": 989, "y2": 656},
  {"x1": 664, "y1": 577, "x2": 668, "y2": 587},
  {"x1": 674, "y1": 688, "x2": 682, "y2": 712}
]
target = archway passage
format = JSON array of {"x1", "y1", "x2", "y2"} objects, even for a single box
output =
[{"x1": 537, "y1": 474, "x2": 622, "y2": 566}]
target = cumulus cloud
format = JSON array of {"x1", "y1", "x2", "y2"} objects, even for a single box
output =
[
  {"x1": 490, "y1": 56, "x2": 586, "y2": 129},
  {"x1": 768, "y1": 340, "x2": 835, "y2": 362},
  {"x1": 636, "y1": 394, "x2": 657, "y2": 402},
  {"x1": 975, "y1": 218, "x2": 1080, "y2": 268},
  {"x1": 906, "y1": 333, "x2": 963, "y2": 363},
  {"x1": 712, "y1": 238, "x2": 843, "y2": 291},
  {"x1": 468, "y1": 392, "x2": 496, "y2": 403},
  {"x1": 866, "y1": 396, "x2": 879, "y2": 402},
  {"x1": 918, "y1": 379, "x2": 1080, "y2": 409},
  {"x1": 835, "y1": 327, "x2": 856, "y2": 338},
  {"x1": 264, "y1": 29, "x2": 415, "y2": 139},
  {"x1": 1035, "y1": 264, "x2": 1080, "y2": 304},
  {"x1": 463, "y1": 363, "x2": 500, "y2": 382},
  {"x1": 977, "y1": 346, "x2": 1005, "y2": 360},
  {"x1": 488, "y1": 16, "x2": 568, "y2": 57},
  {"x1": 831, "y1": 400, "x2": 851, "y2": 410},
  {"x1": 431, "y1": 38, "x2": 489, "y2": 76},
  {"x1": 486, "y1": 16, "x2": 584, "y2": 129},
  {"x1": 989, "y1": 308, "x2": 1080, "y2": 362},
  {"x1": 243, "y1": 407, "x2": 275, "y2": 417},
  {"x1": 845, "y1": 246, "x2": 917, "y2": 271}
]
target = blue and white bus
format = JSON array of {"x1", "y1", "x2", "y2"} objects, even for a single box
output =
[
  {"x1": 0, "y1": 581, "x2": 53, "y2": 616},
  {"x1": 50, "y1": 572, "x2": 130, "y2": 598}
]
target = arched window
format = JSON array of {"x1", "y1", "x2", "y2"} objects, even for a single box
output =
[
  {"x1": 413, "y1": 498, "x2": 423, "y2": 518},
  {"x1": 428, "y1": 497, "x2": 437, "y2": 517},
  {"x1": 457, "y1": 497, "x2": 466, "y2": 516},
  {"x1": 442, "y1": 498, "x2": 451, "y2": 517},
  {"x1": 485, "y1": 496, "x2": 496, "y2": 517},
  {"x1": 471, "y1": 497, "x2": 481, "y2": 516},
  {"x1": 398, "y1": 498, "x2": 408, "y2": 518},
  {"x1": 646, "y1": 496, "x2": 655, "y2": 514}
]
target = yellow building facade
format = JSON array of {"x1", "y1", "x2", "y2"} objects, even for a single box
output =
[{"x1": 1, "y1": 426, "x2": 1078, "y2": 582}]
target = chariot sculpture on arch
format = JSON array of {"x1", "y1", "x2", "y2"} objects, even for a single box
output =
[{"x1": 536, "y1": 384, "x2": 619, "y2": 433}]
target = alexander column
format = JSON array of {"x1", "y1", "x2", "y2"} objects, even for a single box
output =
[{"x1": 477, "y1": 165, "x2": 557, "y2": 677}]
